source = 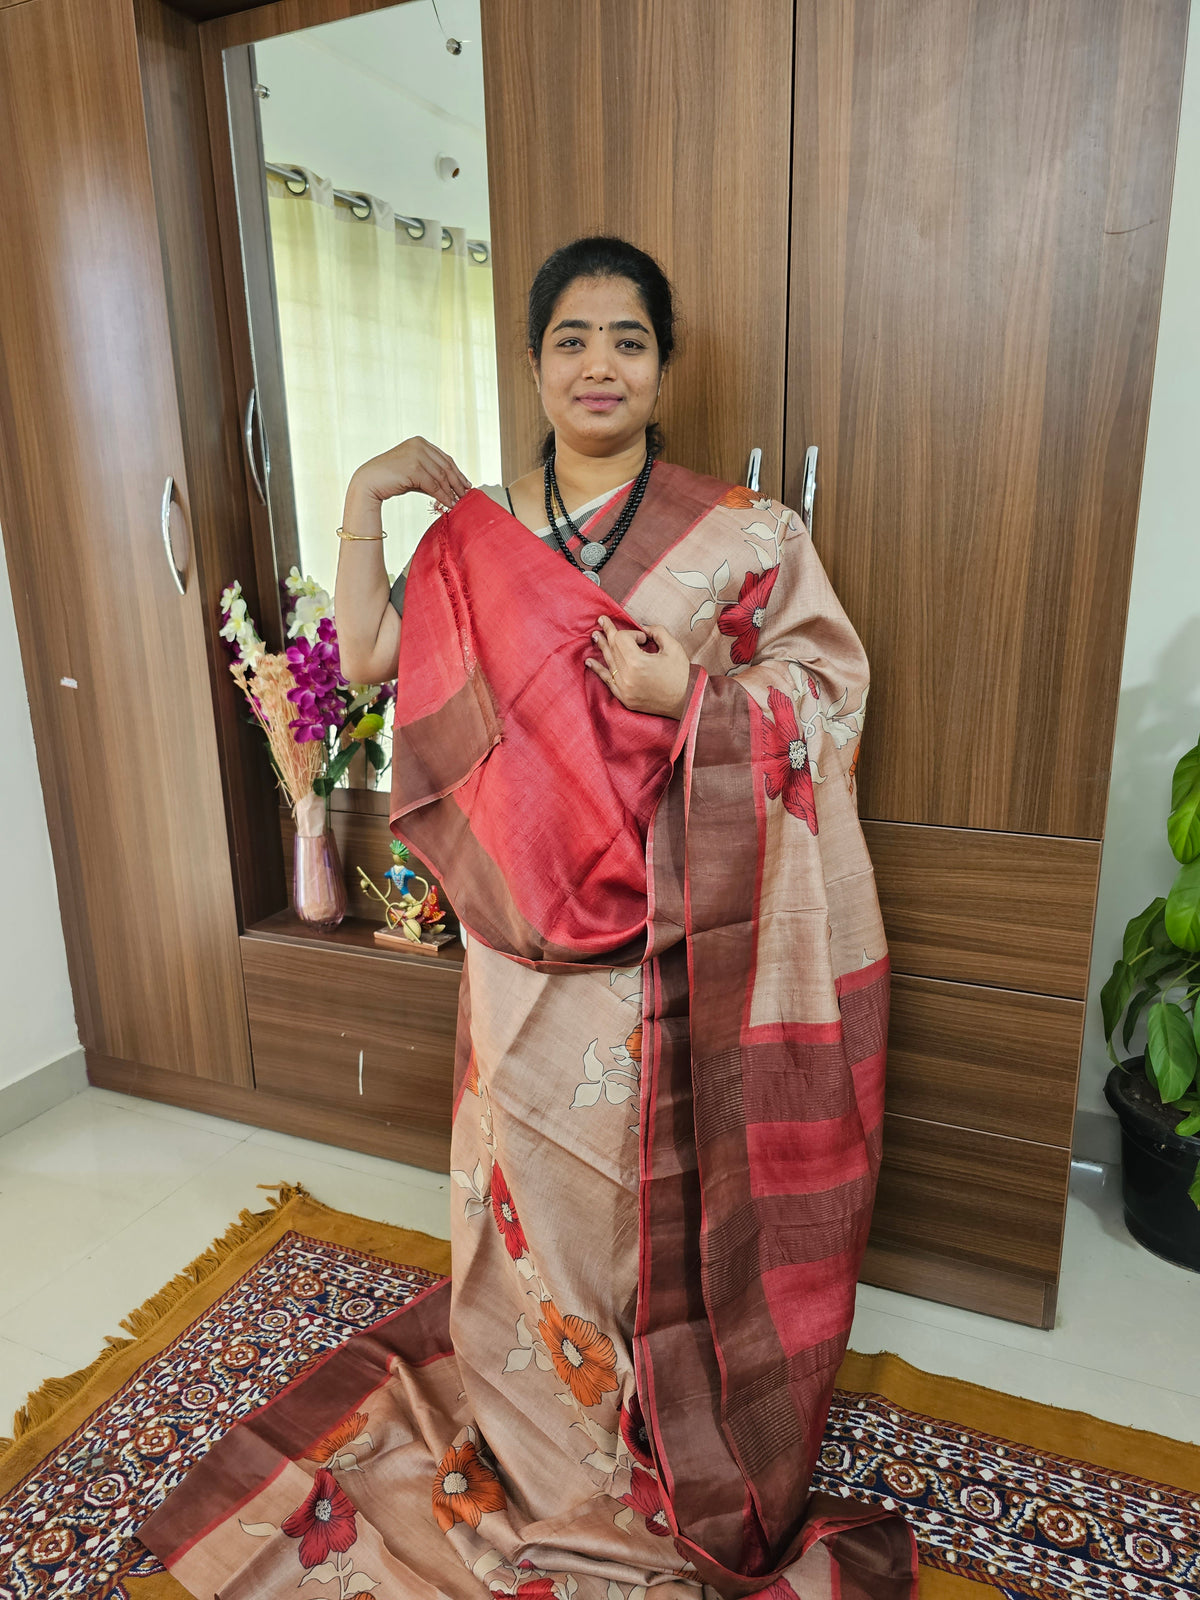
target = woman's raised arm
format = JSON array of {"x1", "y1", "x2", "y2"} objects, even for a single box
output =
[{"x1": 334, "y1": 438, "x2": 471, "y2": 684}]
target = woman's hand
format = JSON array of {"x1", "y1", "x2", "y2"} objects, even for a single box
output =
[
  {"x1": 586, "y1": 616, "x2": 692, "y2": 719},
  {"x1": 351, "y1": 437, "x2": 472, "y2": 512}
]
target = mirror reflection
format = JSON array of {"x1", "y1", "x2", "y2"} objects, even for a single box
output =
[{"x1": 233, "y1": 0, "x2": 500, "y2": 664}]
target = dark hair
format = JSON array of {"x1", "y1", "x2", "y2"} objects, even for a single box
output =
[{"x1": 527, "y1": 236, "x2": 676, "y2": 463}]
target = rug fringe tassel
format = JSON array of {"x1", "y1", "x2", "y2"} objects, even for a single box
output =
[{"x1": 0, "y1": 1180, "x2": 309, "y2": 1461}]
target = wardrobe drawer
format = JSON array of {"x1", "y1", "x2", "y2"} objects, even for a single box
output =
[
  {"x1": 863, "y1": 1114, "x2": 1072, "y2": 1327},
  {"x1": 885, "y1": 974, "x2": 1083, "y2": 1147},
  {"x1": 242, "y1": 936, "x2": 458, "y2": 1134},
  {"x1": 863, "y1": 821, "x2": 1100, "y2": 998}
]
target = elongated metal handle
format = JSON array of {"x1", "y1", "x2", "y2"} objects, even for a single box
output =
[
  {"x1": 801, "y1": 445, "x2": 818, "y2": 533},
  {"x1": 243, "y1": 385, "x2": 267, "y2": 504},
  {"x1": 745, "y1": 446, "x2": 762, "y2": 492},
  {"x1": 160, "y1": 476, "x2": 187, "y2": 595}
]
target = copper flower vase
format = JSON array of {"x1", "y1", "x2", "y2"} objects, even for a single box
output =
[{"x1": 292, "y1": 791, "x2": 346, "y2": 932}]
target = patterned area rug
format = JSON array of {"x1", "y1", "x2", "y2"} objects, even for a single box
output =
[{"x1": 0, "y1": 1185, "x2": 1195, "y2": 1600}]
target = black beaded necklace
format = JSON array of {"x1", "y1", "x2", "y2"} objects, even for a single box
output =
[{"x1": 543, "y1": 451, "x2": 654, "y2": 585}]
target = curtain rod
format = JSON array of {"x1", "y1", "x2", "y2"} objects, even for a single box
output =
[{"x1": 265, "y1": 162, "x2": 490, "y2": 263}]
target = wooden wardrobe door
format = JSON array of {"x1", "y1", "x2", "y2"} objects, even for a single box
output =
[
  {"x1": 0, "y1": 0, "x2": 252, "y2": 1084},
  {"x1": 783, "y1": 0, "x2": 1189, "y2": 1325},
  {"x1": 785, "y1": 0, "x2": 1188, "y2": 839},
  {"x1": 481, "y1": 0, "x2": 794, "y2": 493}
]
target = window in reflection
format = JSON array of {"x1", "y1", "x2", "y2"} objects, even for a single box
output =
[{"x1": 254, "y1": 1, "x2": 500, "y2": 610}]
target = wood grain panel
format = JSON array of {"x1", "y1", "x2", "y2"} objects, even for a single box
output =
[
  {"x1": 88, "y1": 1049, "x2": 451, "y2": 1173},
  {"x1": 135, "y1": 0, "x2": 286, "y2": 928},
  {"x1": 481, "y1": 0, "x2": 793, "y2": 489},
  {"x1": 787, "y1": 0, "x2": 1189, "y2": 837},
  {"x1": 865, "y1": 821, "x2": 1100, "y2": 997},
  {"x1": 0, "y1": 0, "x2": 251, "y2": 1083},
  {"x1": 865, "y1": 1114, "x2": 1072, "y2": 1326},
  {"x1": 242, "y1": 934, "x2": 457, "y2": 1135},
  {"x1": 860, "y1": 1238, "x2": 1055, "y2": 1329},
  {"x1": 886, "y1": 975, "x2": 1083, "y2": 1147}
]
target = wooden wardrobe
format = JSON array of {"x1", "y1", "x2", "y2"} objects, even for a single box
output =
[{"x1": 0, "y1": 0, "x2": 1188, "y2": 1329}]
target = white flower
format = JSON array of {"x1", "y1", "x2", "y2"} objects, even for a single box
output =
[
  {"x1": 219, "y1": 582, "x2": 266, "y2": 666},
  {"x1": 283, "y1": 567, "x2": 334, "y2": 641}
]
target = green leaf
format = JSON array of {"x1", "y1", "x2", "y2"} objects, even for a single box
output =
[
  {"x1": 1121, "y1": 984, "x2": 1159, "y2": 1050},
  {"x1": 1171, "y1": 740, "x2": 1200, "y2": 811},
  {"x1": 1165, "y1": 859, "x2": 1200, "y2": 953},
  {"x1": 324, "y1": 745, "x2": 356, "y2": 787},
  {"x1": 1100, "y1": 958, "x2": 1136, "y2": 1046},
  {"x1": 351, "y1": 712, "x2": 385, "y2": 742},
  {"x1": 1168, "y1": 777, "x2": 1200, "y2": 864},
  {"x1": 1123, "y1": 898, "x2": 1167, "y2": 964},
  {"x1": 1146, "y1": 1000, "x2": 1199, "y2": 1103},
  {"x1": 363, "y1": 738, "x2": 387, "y2": 772},
  {"x1": 1189, "y1": 1162, "x2": 1200, "y2": 1211},
  {"x1": 313, "y1": 774, "x2": 332, "y2": 797},
  {"x1": 1174, "y1": 1111, "x2": 1200, "y2": 1138}
]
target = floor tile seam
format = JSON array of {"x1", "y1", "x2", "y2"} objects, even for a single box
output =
[
  {"x1": 87, "y1": 1093, "x2": 259, "y2": 1145},
  {"x1": 242, "y1": 1131, "x2": 451, "y2": 1191},
  {"x1": 0, "y1": 1331, "x2": 75, "y2": 1365}
]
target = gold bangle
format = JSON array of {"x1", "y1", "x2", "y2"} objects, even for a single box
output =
[{"x1": 336, "y1": 525, "x2": 387, "y2": 541}]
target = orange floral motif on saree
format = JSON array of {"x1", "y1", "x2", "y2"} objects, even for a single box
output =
[
  {"x1": 537, "y1": 1300, "x2": 619, "y2": 1408},
  {"x1": 431, "y1": 1438, "x2": 506, "y2": 1531}
]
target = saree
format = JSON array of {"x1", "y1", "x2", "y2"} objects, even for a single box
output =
[{"x1": 139, "y1": 463, "x2": 918, "y2": 1599}]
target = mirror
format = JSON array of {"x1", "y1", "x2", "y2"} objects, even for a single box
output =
[{"x1": 223, "y1": 1, "x2": 501, "y2": 785}]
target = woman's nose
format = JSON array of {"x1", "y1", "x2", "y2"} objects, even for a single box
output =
[{"x1": 582, "y1": 344, "x2": 616, "y2": 380}]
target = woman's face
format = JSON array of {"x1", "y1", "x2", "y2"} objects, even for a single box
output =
[{"x1": 530, "y1": 275, "x2": 662, "y2": 458}]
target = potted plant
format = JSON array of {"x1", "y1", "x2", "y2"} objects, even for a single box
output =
[{"x1": 1101, "y1": 730, "x2": 1200, "y2": 1270}]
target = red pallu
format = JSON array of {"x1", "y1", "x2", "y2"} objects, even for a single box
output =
[{"x1": 387, "y1": 482, "x2": 915, "y2": 1595}]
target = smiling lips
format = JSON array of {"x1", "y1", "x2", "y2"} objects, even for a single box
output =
[{"x1": 576, "y1": 392, "x2": 622, "y2": 412}]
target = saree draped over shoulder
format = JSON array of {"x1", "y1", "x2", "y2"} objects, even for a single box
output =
[{"x1": 139, "y1": 464, "x2": 918, "y2": 1600}]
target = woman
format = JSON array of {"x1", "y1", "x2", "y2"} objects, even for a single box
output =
[{"x1": 140, "y1": 239, "x2": 916, "y2": 1598}]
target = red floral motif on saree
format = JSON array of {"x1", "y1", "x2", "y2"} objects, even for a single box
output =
[
  {"x1": 431, "y1": 1439, "x2": 506, "y2": 1531},
  {"x1": 280, "y1": 1468, "x2": 357, "y2": 1568},
  {"x1": 619, "y1": 1393, "x2": 653, "y2": 1469},
  {"x1": 624, "y1": 1021, "x2": 643, "y2": 1063},
  {"x1": 762, "y1": 686, "x2": 819, "y2": 834},
  {"x1": 621, "y1": 1466, "x2": 671, "y2": 1537},
  {"x1": 718, "y1": 564, "x2": 780, "y2": 665},
  {"x1": 465, "y1": 1047, "x2": 481, "y2": 1097},
  {"x1": 537, "y1": 1300, "x2": 619, "y2": 1407},
  {"x1": 490, "y1": 1162, "x2": 528, "y2": 1260}
]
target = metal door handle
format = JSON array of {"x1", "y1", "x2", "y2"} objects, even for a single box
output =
[
  {"x1": 801, "y1": 445, "x2": 818, "y2": 533},
  {"x1": 243, "y1": 385, "x2": 268, "y2": 504},
  {"x1": 160, "y1": 476, "x2": 187, "y2": 595},
  {"x1": 745, "y1": 447, "x2": 762, "y2": 492}
]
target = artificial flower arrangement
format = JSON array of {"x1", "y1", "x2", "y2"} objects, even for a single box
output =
[{"x1": 218, "y1": 566, "x2": 395, "y2": 858}]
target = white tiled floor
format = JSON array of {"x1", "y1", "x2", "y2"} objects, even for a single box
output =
[{"x1": 1, "y1": 1087, "x2": 1198, "y2": 1447}]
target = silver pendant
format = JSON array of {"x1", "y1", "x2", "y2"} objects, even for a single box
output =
[
  {"x1": 582, "y1": 569, "x2": 602, "y2": 585},
  {"x1": 580, "y1": 541, "x2": 607, "y2": 567}
]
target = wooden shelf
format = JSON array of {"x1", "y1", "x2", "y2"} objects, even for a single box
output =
[{"x1": 245, "y1": 909, "x2": 466, "y2": 971}]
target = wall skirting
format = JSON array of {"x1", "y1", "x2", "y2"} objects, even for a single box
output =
[
  {"x1": 0, "y1": 1048, "x2": 87, "y2": 1139},
  {"x1": 1072, "y1": 1106, "x2": 1122, "y2": 1167}
]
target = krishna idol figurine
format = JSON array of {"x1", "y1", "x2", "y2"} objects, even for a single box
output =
[{"x1": 359, "y1": 840, "x2": 455, "y2": 953}]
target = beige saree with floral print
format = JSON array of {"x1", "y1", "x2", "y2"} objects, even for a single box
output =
[{"x1": 139, "y1": 463, "x2": 918, "y2": 1599}]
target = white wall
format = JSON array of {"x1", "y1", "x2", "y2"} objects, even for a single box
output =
[
  {"x1": 0, "y1": 526, "x2": 78, "y2": 1093},
  {"x1": 1076, "y1": 0, "x2": 1200, "y2": 1157},
  {"x1": 254, "y1": 0, "x2": 490, "y2": 240}
]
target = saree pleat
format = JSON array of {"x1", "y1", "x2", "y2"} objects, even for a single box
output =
[{"x1": 139, "y1": 467, "x2": 917, "y2": 1599}]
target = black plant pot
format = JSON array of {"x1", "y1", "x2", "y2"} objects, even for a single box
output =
[{"x1": 1105, "y1": 1059, "x2": 1200, "y2": 1272}]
